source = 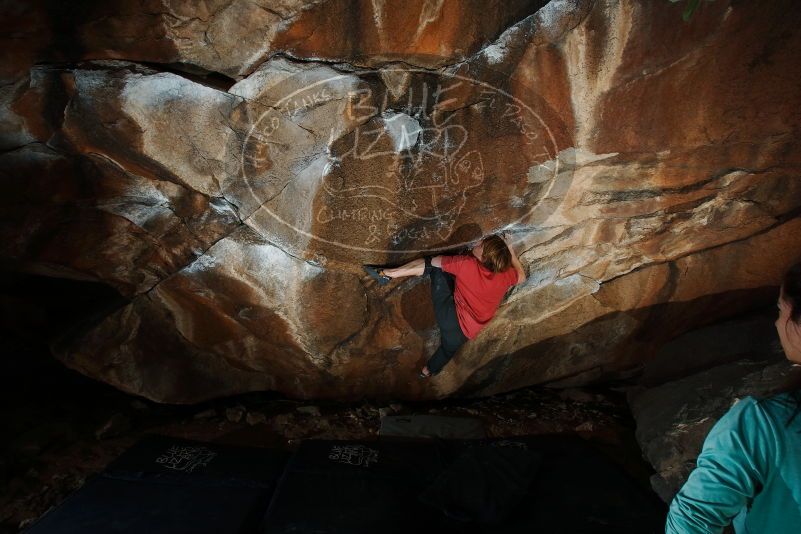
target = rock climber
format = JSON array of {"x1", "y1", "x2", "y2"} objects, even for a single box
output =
[
  {"x1": 666, "y1": 261, "x2": 801, "y2": 533},
  {"x1": 364, "y1": 233, "x2": 526, "y2": 378}
]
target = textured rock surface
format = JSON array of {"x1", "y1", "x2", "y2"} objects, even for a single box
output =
[
  {"x1": 629, "y1": 311, "x2": 801, "y2": 501},
  {"x1": 0, "y1": 0, "x2": 550, "y2": 81},
  {"x1": 631, "y1": 359, "x2": 799, "y2": 502},
  {"x1": 2, "y1": 0, "x2": 801, "y2": 402}
]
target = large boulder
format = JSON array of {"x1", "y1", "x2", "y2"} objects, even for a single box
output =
[
  {"x1": 2, "y1": 0, "x2": 801, "y2": 402},
  {"x1": 631, "y1": 358, "x2": 799, "y2": 502},
  {"x1": 0, "y1": 143, "x2": 240, "y2": 296},
  {"x1": 629, "y1": 310, "x2": 801, "y2": 501}
]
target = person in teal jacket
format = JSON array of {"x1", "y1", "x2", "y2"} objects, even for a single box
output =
[{"x1": 666, "y1": 262, "x2": 801, "y2": 533}]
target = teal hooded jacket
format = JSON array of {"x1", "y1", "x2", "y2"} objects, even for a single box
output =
[{"x1": 666, "y1": 392, "x2": 801, "y2": 533}]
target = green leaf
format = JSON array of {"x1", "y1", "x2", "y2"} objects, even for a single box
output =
[{"x1": 683, "y1": 0, "x2": 701, "y2": 20}]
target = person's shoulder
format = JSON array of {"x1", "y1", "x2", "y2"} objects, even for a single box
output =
[
  {"x1": 441, "y1": 253, "x2": 478, "y2": 272},
  {"x1": 495, "y1": 266, "x2": 518, "y2": 285},
  {"x1": 508, "y1": 266, "x2": 520, "y2": 284},
  {"x1": 758, "y1": 390, "x2": 799, "y2": 407},
  {"x1": 443, "y1": 253, "x2": 475, "y2": 263},
  {"x1": 706, "y1": 397, "x2": 761, "y2": 436},
  {"x1": 755, "y1": 391, "x2": 800, "y2": 423},
  {"x1": 722, "y1": 396, "x2": 763, "y2": 422},
  {"x1": 714, "y1": 395, "x2": 786, "y2": 440}
]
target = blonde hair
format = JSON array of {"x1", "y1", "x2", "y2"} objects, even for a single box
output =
[{"x1": 480, "y1": 235, "x2": 512, "y2": 273}]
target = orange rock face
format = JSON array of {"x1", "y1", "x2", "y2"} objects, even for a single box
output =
[{"x1": 2, "y1": 0, "x2": 800, "y2": 402}]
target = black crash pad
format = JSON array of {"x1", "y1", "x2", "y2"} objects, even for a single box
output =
[
  {"x1": 24, "y1": 434, "x2": 289, "y2": 534},
  {"x1": 260, "y1": 436, "x2": 665, "y2": 533}
]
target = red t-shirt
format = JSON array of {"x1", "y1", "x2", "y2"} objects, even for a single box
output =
[{"x1": 440, "y1": 254, "x2": 519, "y2": 339}]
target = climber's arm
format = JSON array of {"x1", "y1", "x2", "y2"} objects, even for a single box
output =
[
  {"x1": 504, "y1": 237, "x2": 527, "y2": 285},
  {"x1": 431, "y1": 255, "x2": 443, "y2": 268}
]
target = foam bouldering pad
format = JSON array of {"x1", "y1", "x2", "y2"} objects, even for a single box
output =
[
  {"x1": 260, "y1": 436, "x2": 665, "y2": 534},
  {"x1": 260, "y1": 439, "x2": 451, "y2": 533},
  {"x1": 24, "y1": 434, "x2": 289, "y2": 534}
]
